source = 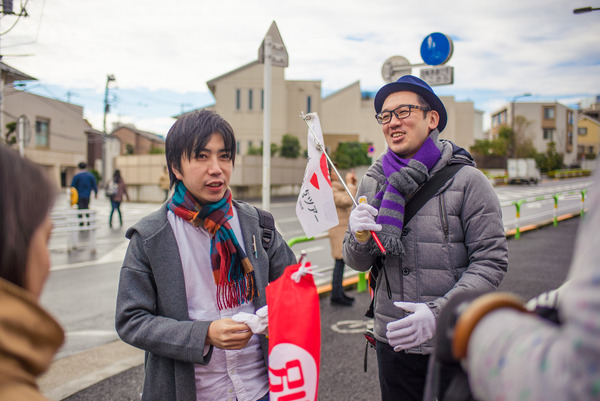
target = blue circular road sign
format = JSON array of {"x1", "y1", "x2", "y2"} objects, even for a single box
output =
[{"x1": 420, "y1": 33, "x2": 453, "y2": 66}]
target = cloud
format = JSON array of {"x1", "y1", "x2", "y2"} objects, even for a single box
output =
[{"x1": 3, "y1": 0, "x2": 599, "y2": 135}]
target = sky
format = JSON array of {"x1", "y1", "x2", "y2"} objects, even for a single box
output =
[{"x1": 2, "y1": 0, "x2": 600, "y2": 137}]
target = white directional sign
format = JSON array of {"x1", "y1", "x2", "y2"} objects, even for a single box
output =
[
  {"x1": 258, "y1": 21, "x2": 289, "y2": 68},
  {"x1": 420, "y1": 66, "x2": 454, "y2": 86}
]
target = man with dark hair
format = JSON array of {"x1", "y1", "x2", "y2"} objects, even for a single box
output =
[
  {"x1": 343, "y1": 75, "x2": 508, "y2": 401},
  {"x1": 70, "y1": 161, "x2": 98, "y2": 210},
  {"x1": 116, "y1": 109, "x2": 296, "y2": 401}
]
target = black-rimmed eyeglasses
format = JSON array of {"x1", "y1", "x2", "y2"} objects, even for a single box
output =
[{"x1": 375, "y1": 104, "x2": 430, "y2": 124}]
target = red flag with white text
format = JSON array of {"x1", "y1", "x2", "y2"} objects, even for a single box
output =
[
  {"x1": 267, "y1": 262, "x2": 320, "y2": 401},
  {"x1": 296, "y1": 112, "x2": 339, "y2": 238}
]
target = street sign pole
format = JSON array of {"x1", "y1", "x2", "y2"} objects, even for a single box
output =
[
  {"x1": 262, "y1": 36, "x2": 272, "y2": 211},
  {"x1": 258, "y1": 21, "x2": 288, "y2": 212}
]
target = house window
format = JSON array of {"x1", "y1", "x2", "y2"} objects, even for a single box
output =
[
  {"x1": 248, "y1": 89, "x2": 253, "y2": 110},
  {"x1": 35, "y1": 118, "x2": 50, "y2": 148},
  {"x1": 543, "y1": 107, "x2": 555, "y2": 119},
  {"x1": 578, "y1": 127, "x2": 588, "y2": 136},
  {"x1": 261, "y1": 89, "x2": 264, "y2": 110},
  {"x1": 568, "y1": 111, "x2": 573, "y2": 125},
  {"x1": 307, "y1": 96, "x2": 312, "y2": 113},
  {"x1": 236, "y1": 89, "x2": 241, "y2": 110},
  {"x1": 543, "y1": 128, "x2": 554, "y2": 141},
  {"x1": 236, "y1": 140, "x2": 241, "y2": 155}
]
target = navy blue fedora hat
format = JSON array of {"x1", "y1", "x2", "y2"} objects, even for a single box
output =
[{"x1": 374, "y1": 75, "x2": 447, "y2": 133}]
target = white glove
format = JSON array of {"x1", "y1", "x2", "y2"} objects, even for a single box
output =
[
  {"x1": 349, "y1": 203, "x2": 382, "y2": 243},
  {"x1": 526, "y1": 288, "x2": 559, "y2": 311},
  {"x1": 231, "y1": 305, "x2": 269, "y2": 335},
  {"x1": 386, "y1": 302, "x2": 436, "y2": 352}
]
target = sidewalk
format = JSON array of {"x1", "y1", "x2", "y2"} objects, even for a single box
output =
[{"x1": 39, "y1": 212, "x2": 581, "y2": 400}]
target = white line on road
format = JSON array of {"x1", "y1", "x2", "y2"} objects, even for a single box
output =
[{"x1": 50, "y1": 241, "x2": 129, "y2": 271}]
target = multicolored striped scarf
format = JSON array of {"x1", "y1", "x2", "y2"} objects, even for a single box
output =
[
  {"x1": 167, "y1": 182, "x2": 257, "y2": 310},
  {"x1": 371, "y1": 131, "x2": 443, "y2": 256}
]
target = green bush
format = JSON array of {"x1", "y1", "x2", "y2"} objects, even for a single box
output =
[
  {"x1": 332, "y1": 142, "x2": 371, "y2": 169},
  {"x1": 280, "y1": 134, "x2": 301, "y2": 158}
]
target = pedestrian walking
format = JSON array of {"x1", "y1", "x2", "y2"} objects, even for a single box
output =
[
  {"x1": 158, "y1": 165, "x2": 170, "y2": 201},
  {"x1": 106, "y1": 169, "x2": 129, "y2": 228},
  {"x1": 343, "y1": 75, "x2": 508, "y2": 401},
  {"x1": 70, "y1": 161, "x2": 98, "y2": 210},
  {"x1": 115, "y1": 109, "x2": 296, "y2": 401},
  {"x1": 70, "y1": 161, "x2": 98, "y2": 226},
  {"x1": 0, "y1": 146, "x2": 64, "y2": 401},
  {"x1": 328, "y1": 168, "x2": 357, "y2": 306}
]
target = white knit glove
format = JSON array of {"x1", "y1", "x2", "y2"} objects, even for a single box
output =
[
  {"x1": 231, "y1": 305, "x2": 269, "y2": 335},
  {"x1": 348, "y1": 203, "x2": 382, "y2": 243},
  {"x1": 386, "y1": 302, "x2": 436, "y2": 352}
]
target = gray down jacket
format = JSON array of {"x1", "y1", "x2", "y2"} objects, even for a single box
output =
[{"x1": 343, "y1": 140, "x2": 508, "y2": 354}]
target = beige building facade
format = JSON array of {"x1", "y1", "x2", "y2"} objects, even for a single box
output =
[
  {"x1": 204, "y1": 61, "x2": 483, "y2": 165},
  {"x1": 491, "y1": 102, "x2": 578, "y2": 166},
  {"x1": 3, "y1": 85, "x2": 87, "y2": 189}
]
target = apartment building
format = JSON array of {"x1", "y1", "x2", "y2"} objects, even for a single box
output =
[
  {"x1": 201, "y1": 26, "x2": 482, "y2": 163},
  {"x1": 490, "y1": 102, "x2": 578, "y2": 166},
  {"x1": 577, "y1": 115, "x2": 600, "y2": 160}
]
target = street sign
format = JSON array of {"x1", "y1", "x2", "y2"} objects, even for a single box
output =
[
  {"x1": 420, "y1": 32, "x2": 453, "y2": 66},
  {"x1": 258, "y1": 21, "x2": 289, "y2": 68},
  {"x1": 420, "y1": 66, "x2": 454, "y2": 86},
  {"x1": 381, "y1": 55, "x2": 411, "y2": 83}
]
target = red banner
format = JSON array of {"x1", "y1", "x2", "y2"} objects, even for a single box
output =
[{"x1": 267, "y1": 262, "x2": 321, "y2": 401}]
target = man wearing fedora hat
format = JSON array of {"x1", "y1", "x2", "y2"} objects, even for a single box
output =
[{"x1": 343, "y1": 75, "x2": 508, "y2": 400}]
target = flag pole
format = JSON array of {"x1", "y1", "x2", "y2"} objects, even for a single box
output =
[{"x1": 300, "y1": 112, "x2": 386, "y2": 255}]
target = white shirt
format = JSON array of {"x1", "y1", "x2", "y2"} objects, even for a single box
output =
[{"x1": 168, "y1": 207, "x2": 269, "y2": 401}]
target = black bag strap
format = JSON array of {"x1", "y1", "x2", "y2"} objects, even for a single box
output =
[
  {"x1": 255, "y1": 207, "x2": 275, "y2": 250},
  {"x1": 404, "y1": 163, "x2": 465, "y2": 227}
]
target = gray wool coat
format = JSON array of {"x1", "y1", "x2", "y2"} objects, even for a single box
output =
[
  {"x1": 115, "y1": 201, "x2": 297, "y2": 401},
  {"x1": 343, "y1": 140, "x2": 508, "y2": 354}
]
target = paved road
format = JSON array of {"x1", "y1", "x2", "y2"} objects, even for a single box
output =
[{"x1": 50, "y1": 215, "x2": 579, "y2": 401}]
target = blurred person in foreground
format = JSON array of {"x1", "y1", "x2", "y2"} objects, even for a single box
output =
[
  {"x1": 342, "y1": 75, "x2": 508, "y2": 401},
  {"x1": 0, "y1": 146, "x2": 64, "y2": 400},
  {"x1": 115, "y1": 110, "x2": 296, "y2": 401},
  {"x1": 159, "y1": 165, "x2": 170, "y2": 201},
  {"x1": 328, "y1": 167, "x2": 357, "y2": 306},
  {"x1": 438, "y1": 168, "x2": 600, "y2": 401}
]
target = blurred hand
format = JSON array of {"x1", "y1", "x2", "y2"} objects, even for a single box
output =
[
  {"x1": 387, "y1": 302, "x2": 436, "y2": 352},
  {"x1": 349, "y1": 203, "x2": 381, "y2": 243},
  {"x1": 206, "y1": 318, "x2": 253, "y2": 350},
  {"x1": 345, "y1": 172, "x2": 357, "y2": 186}
]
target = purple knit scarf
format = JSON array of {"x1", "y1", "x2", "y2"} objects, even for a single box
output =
[{"x1": 371, "y1": 134, "x2": 442, "y2": 256}]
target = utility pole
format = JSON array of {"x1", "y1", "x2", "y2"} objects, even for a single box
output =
[
  {"x1": 0, "y1": 0, "x2": 28, "y2": 147},
  {"x1": 102, "y1": 74, "x2": 116, "y2": 186}
]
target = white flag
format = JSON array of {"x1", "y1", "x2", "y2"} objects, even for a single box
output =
[{"x1": 296, "y1": 113, "x2": 339, "y2": 238}]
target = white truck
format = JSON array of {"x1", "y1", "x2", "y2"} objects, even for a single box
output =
[{"x1": 507, "y1": 158, "x2": 541, "y2": 185}]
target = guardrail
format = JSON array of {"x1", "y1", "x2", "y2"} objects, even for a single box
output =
[
  {"x1": 50, "y1": 208, "x2": 98, "y2": 253},
  {"x1": 287, "y1": 182, "x2": 592, "y2": 293},
  {"x1": 501, "y1": 184, "x2": 590, "y2": 239}
]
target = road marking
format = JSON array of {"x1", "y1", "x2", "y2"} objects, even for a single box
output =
[
  {"x1": 50, "y1": 241, "x2": 128, "y2": 271},
  {"x1": 330, "y1": 320, "x2": 374, "y2": 334}
]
